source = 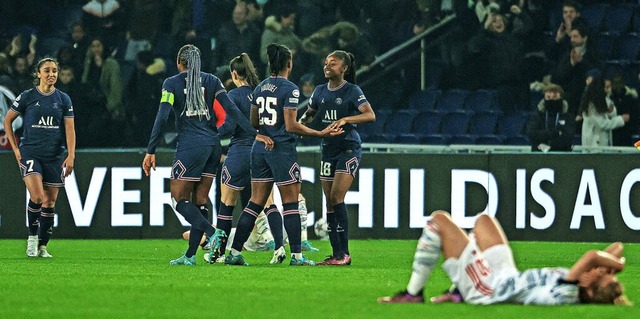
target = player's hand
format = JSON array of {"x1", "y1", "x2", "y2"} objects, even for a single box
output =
[
  {"x1": 142, "y1": 153, "x2": 156, "y2": 176},
  {"x1": 329, "y1": 119, "x2": 347, "y2": 129},
  {"x1": 62, "y1": 155, "x2": 75, "y2": 177},
  {"x1": 256, "y1": 133, "x2": 274, "y2": 151},
  {"x1": 320, "y1": 125, "x2": 344, "y2": 137}
]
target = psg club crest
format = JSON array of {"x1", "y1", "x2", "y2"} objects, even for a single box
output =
[{"x1": 335, "y1": 98, "x2": 342, "y2": 105}]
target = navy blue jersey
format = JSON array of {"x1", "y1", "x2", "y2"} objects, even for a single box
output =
[
  {"x1": 308, "y1": 81, "x2": 368, "y2": 149},
  {"x1": 10, "y1": 87, "x2": 73, "y2": 160},
  {"x1": 218, "y1": 85, "x2": 255, "y2": 147},
  {"x1": 147, "y1": 72, "x2": 228, "y2": 153},
  {"x1": 252, "y1": 76, "x2": 299, "y2": 146}
]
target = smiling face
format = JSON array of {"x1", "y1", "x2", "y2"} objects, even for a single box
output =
[
  {"x1": 323, "y1": 54, "x2": 346, "y2": 80},
  {"x1": 37, "y1": 61, "x2": 59, "y2": 87}
]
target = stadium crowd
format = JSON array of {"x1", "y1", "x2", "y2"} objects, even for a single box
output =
[{"x1": 1, "y1": 0, "x2": 640, "y2": 149}]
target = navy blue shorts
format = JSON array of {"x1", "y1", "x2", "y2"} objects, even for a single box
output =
[
  {"x1": 19, "y1": 152, "x2": 65, "y2": 187},
  {"x1": 251, "y1": 149, "x2": 301, "y2": 186},
  {"x1": 221, "y1": 145, "x2": 251, "y2": 190},
  {"x1": 319, "y1": 146, "x2": 362, "y2": 181},
  {"x1": 172, "y1": 145, "x2": 222, "y2": 181}
]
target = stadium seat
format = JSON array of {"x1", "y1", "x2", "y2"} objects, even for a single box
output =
[
  {"x1": 604, "y1": 5, "x2": 633, "y2": 34},
  {"x1": 497, "y1": 112, "x2": 529, "y2": 137},
  {"x1": 469, "y1": 111, "x2": 501, "y2": 135},
  {"x1": 476, "y1": 134, "x2": 506, "y2": 145},
  {"x1": 580, "y1": 3, "x2": 609, "y2": 32},
  {"x1": 440, "y1": 110, "x2": 472, "y2": 135},
  {"x1": 413, "y1": 110, "x2": 443, "y2": 135},
  {"x1": 435, "y1": 89, "x2": 470, "y2": 112},
  {"x1": 504, "y1": 135, "x2": 530, "y2": 146},
  {"x1": 394, "y1": 134, "x2": 421, "y2": 144},
  {"x1": 604, "y1": 61, "x2": 625, "y2": 79},
  {"x1": 420, "y1": 134, "x2": 449, "y2": 145},
  {"x1": 594, "y1": 32, "x2": 620, "y2": 61},
  {"x1": 359, "y1": 109, "x2": 391, "y2": 136},
  {"x1": 633, "y1": 6, "x2": 640, "y2": 34},
  {"x1": 612, "y1": 34, "x2": 640, "y2": 61},
  {"x1": 448, "y1": 134, "x2": 478, "y2": 145},
  {"x1": 384, "y1": 110, "x2": 419, "y2": 134},
  {"x1": 364, "y1": 133, "x2": 394, "y2": 144},
  {"x1": 298, "y1": 136, "x2": 321, "y2": 146},
  {"x1": 529, "y1": 91, "x2": 544, "y2": 111},
  {"x1": 408, "y1": 89, "x2": 441, "y2": 110},
  {"x1": 464, "y1": 89, "x2": 497, "y2": 112}
]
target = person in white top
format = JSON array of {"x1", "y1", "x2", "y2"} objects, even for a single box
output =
[
  {"x1": 378, "y1": 210, "x2": 630, "y2": 305},
  {"x1": 579, "y1": 76, "x2": 629, "y2": 147}
]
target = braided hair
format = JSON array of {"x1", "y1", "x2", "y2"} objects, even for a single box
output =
[
  {"x1": 266, "y1": 43, "x2": 292, "y2": 76},
  {"x1": 230, "y1": 53, "x2": 260, "y2": 88},
  {"x1": 177, "y1": 44, "x2": 209, "y2": 120},
  {"x1": 329, "y1": 50, "x2": 357, "y2": 84}
]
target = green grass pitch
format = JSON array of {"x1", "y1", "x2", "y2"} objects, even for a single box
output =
[{"x1": 1, "y1": 239, "x2": 638, "y2": 318}]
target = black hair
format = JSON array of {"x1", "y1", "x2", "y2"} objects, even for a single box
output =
[
  {"x1": 230, "y1": 53, "x2": 260, "y2": 88},
  {"x1": 579, "y1": 76, "x2": 607, "y2": 115},
  {"x1": 329, "y1": 50, "x2": 357, "y2": 84},
  {"x1": 275, "y1": 4, "x2": 296, "y2": 21},
  {"x1": 562, "y1": 0, "x2": 582, "y2": 12},
  {"x1": 266, "y1": 43, "x2": 292, "y2": 76},
  {"x1": 137, "y1": 50, "x2": 155, "y2": 67},
  {"x1": 572, "y1": 23, "x2": 589, "y2": 38}
]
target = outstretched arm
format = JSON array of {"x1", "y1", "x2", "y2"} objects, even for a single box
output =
[{"x1": 216, "y1": 92, "x2": 256, "y2": 137}]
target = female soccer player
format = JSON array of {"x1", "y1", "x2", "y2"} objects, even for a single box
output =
[
  {"x1": 142, "y1": 44, "x2": 260, "y2": 266},
  {"x1": 3, "y1": 57, "x2": 76, "y2": 258},
  {"x1": 378, "y1": 211, "x2": 630, "y2": 305},
  {"x1": 300, "y1": 50, "x2": 375, "y2": 266},
  {"x1": 225, "y1": 43, "x2": 342, "y2": 266},
  {"x1": 215, "y1": 53, "x2": 287, "y2": 262}
]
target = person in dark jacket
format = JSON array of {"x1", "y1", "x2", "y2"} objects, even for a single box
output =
[{"x1": 526, "y1": 83, "x2": 575, "y2": 152}]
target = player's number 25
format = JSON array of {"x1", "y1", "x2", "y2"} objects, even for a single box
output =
[{"x1": 256, "y1": 96, "x2": 278, "y2": 126}]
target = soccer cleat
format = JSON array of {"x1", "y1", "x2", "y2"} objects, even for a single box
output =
[
  {"x1": 265, "y1": 240, "x2": 275, "y2": 251},
  {"x1": 270, "y1": 246, "x2": 287, "y2": 264},
  {"x1": 202, "y1": 236, "x2": 212, "y2": 250},
  {"x1": 26, "y1": 235, "x2": 38, "y2": 257},
  {"x1": 430, "y1": 292, "x2": 463, "y2": 303},
  {"x1": 204, "y1": 250, "x2": 225, "y2": 264},
  {"x1": 317, "y1": 254, "x2": 350, "y2": 266},
  {"x1": 37, "y1": 245, "x2": 52, "y2": 258},
  {"x1": 377, "y1": 290, "x2": 425, "y2": 304},
  {"x1": 208, "y1": 229, "x2": 227, "y2": 252},
  {"x1": 224, "y1": 254, "x2": 249, "y2": 266},
  {"x1": 289, "y1": 255, "x2": 315, "y2": 266},
  {"x1": 301, "y1": 240, "x2": 319, "y2": 252},
  {"x1": 169, "y1": 253, "x2": 196, "y2": 266},
  {"x1": 317, "y1": 255, "x2": 337, "y2": 265}
]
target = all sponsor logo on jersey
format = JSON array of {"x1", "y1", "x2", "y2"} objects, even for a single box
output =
[{"x1": 34, "y1": 116, "x2": 58, "y2": 129}]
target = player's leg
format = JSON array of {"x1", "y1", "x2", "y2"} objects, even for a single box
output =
[
  {"x1": 472, "y1": 213, "x2": 509, "y2": 252},
  {"x1": 378, "y1": 210, "x2": 468, "y2": 303},
  {"x1": 329, "y1": 172, "x2": 354, "y2": 264},
  {"x1": 217, "y1": 184, "x2": 239, "y2": 254},
  {"x1": 23, "y1": 174, "x2": 45, "y2": 257},
  {"x1": 264, "y1": 190, "x2": 284, "y2": 255},
  {"x1": 226, "y1": 180, "x2": 272, "y2": 266},
  {"x1": 277, "y1": 182, "x2": 313, "y2": 265},
  {"x1": 319, "y1": 180, "x2": 342, "y2": 263},
  {"x1": 37, "y1": 185, "x2": 59, "y2": 258},
  {"x1": 299, "y1": 193, "x2": 318, "y2": 252}
]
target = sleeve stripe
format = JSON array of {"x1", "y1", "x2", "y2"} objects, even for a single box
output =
[{"x1": 161, "y1": 91, "x2": 174, "y2": 105}]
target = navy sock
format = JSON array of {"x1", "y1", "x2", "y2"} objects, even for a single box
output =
[
  {"x1": 197, "y1": 204, "x2": 210, "y2": 249},
  {"x1": 282, "y1": 202, "x2": 301, "y2": 254},
  {"x1": 186, "y1": 226, "x2": 204, "y2": 258},
  {"x1": 326, "y1": 211, "x2": 343, "y2": 258},
  {"x1": 175, "y1": 200, "x2": 215, "y2": 238},
  {"x1": 27, "y1": 200, "x2": 41, "y2": 236},
  {"x1": 265, "y1": 204, "x2": 283, "y2": 249},
  {"x1": 334, "y1": 202, "x2": 350, "y2": 256},
  {"x1": 217, "y1": 203, "x2": 234, "y2": 253},
  {"x1": 230, "y1": 201, "x2": 263, "y2": 252},
  {"x1": 38, "y1": 208, "x2": 55, "y2": 246}
]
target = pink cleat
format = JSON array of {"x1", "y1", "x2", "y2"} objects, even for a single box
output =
[{"x1": 377, "y1": 290, "x2": 425, "y2": 304}]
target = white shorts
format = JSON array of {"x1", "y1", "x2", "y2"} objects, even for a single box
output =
[{"x1": 442, "y1": 240, "x2": 518, "y2": 304}]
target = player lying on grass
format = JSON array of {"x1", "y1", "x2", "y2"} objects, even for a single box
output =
[
  {"x1": 182, "y1": 193, "x2": 319, "y2": 263},
  {"x1": 378, "y1": 210, "x2": 630, "y2": 305}
]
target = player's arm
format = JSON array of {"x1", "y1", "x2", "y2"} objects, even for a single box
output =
[
  {"x1": 565, "y1": 250, "x2": 626, "y2": 282},
  {"x1": 335, "y1": 102, "x2": 375, "y2": 128},
  {"x1": 216, "y1": 91, "x2": 257, "y2": 137},
  {"x1": 143, "y1": 86, "x2": 173, "y2": 176},
  {"x1": 3, "y1": 109, "x2": 21, "y2": 162},
  {"x1": 63, "y1": 117, "x2": 76, "y2": 177}
]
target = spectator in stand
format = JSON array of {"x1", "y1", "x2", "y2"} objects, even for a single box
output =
[
  {"x1": 241, "y1": 0, "x2": 266, "y2": 31},
  {"x1": 69, "y1": 23, "x2": 90, "y2": 79},
  {"x1": 546, "y1": 0, "x2": 589, "y2": 66},
  {"x1": 11, "y1": 55, "x2": 32, "y2": 93},
  {"x1": 214, "y1": 2, "x2": 262, "y2": 76},
  {"x1": 125, "y1": 50, "x2": 166, "y2": 147},
  {"x1": 526, "y1": 83, "x2": 575, "y2": 152},
  {"x1": 81, "y1": 0, "x2": 125, "y2": 51},
  {"x1": 607, "y1": 75, "x2": 639, "y2": 147},
  {"x1": 464, "y1": 11, "x2": 528, "y2": 110},
  {"x1": 579, "y1": 76, "x2": 629, "y2": 147},
  {"x1": 260, "y1": 4, "x2": 302, "y2": 77},
  {"x1": 81, "y1": 37, "x2": 124, "y2": 147},
  {"x1": 549, "y1": 23, "x2": 602, "y2": 116},
  {"x1": 6, "y1": 33, "x2": 37, "y2": 69},
  {"x1": 57, "y1": 65, "x2": 89, "y2": 148}
]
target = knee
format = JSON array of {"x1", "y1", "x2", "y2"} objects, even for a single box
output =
[{"x1": 430, "y1": 210, "x2": 451, "y2": 221}]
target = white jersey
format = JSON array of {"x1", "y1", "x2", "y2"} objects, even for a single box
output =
[
  {"x1": 443, "y1": 241, "x2": 580, "y2": 305},
  {"x1": 493, "y1": 267, "x2": 580, "y2": 305}
]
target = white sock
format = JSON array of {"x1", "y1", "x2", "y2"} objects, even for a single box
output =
[
  {"x1": 293, "y1": 252, "x2": 302, "y2": 259},
  {"x1": 406, "y1": 223, "x2": 441, "y2": 295},
  {"x1": 230, "y1": 248, "x2": 241, "y2": 256}
]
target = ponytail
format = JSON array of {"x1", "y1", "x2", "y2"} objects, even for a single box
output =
[
  {"x1": 230, "y1": 53, "x2": 260, "y2": 88},
  {"x1": 177, "y1": 44, "x2": 209, "y2": 120}
]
